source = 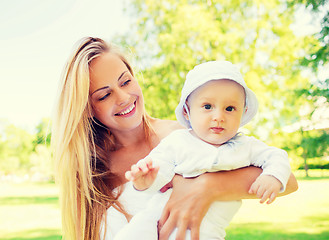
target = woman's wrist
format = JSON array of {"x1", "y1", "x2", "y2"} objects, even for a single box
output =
[{"x1": 195, "y1": 173, "x2": 219, "y2": 203}]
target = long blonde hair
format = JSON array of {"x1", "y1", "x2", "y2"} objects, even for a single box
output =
[{"x1": 52, "y1": 37, "x2": 153, "y2": 239}]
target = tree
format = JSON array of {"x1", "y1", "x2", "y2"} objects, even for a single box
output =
[
  {"x1": 0, "y1": 120, "x2": 53, "y2": 179},
  {"x1": 0, "y1": 124, "x2": 34, "y2": 174},
  {"x1": 287, "y1": 0, "x2": 329, "y2": 175},
  {"x1": 288, "y1": 0, "x2": 329, "y2": 69},
  {"x1": 33, "y1": 118, "x2": 51, "y2": 147},
  {"x1": 121, "y1": 0, "x2": 317, "y2": 146}
]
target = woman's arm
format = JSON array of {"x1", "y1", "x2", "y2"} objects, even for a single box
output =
[
  {"x1": 158, "y1": 166, "x2": 298, "y2": 240},
  {"x1": 202, "y1": 166, "x2": 298, "y2": 200}
]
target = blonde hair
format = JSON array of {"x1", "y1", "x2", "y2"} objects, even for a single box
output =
[{"x1": 52, "y1": 37, "x2": 153, "y2": 239}]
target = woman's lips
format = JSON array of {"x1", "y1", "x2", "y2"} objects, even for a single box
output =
[
  {"x1": 115, "y1": 102, "x2": 136, "y2": 116},
  {"x1": 210, "y1": 127, "x2": 224, "y2": 134}
]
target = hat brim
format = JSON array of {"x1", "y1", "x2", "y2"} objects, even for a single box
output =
[{"x1": 240, "y1": 88, "x2": 258, "y2": 127}]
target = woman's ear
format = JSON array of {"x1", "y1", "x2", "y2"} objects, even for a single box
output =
[{"x1": 88, "y1": 103, "x2": 95, "y2": 118}]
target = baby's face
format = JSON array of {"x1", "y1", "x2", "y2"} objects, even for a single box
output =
[{"x1": 185, "y1": 79, "x2": 245, "y2": 147}]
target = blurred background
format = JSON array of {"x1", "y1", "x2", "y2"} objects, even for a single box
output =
[{"x1": 0, "y1": 0, "x2": 328, "y2": 239}]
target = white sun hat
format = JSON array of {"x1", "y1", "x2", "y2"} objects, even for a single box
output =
[{"x1": 175, "y1": 60, "x2": 258, "y2": 128}]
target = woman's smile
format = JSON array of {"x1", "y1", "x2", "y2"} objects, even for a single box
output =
[{"x1": 115, "y1": 101, "x2": 137, "y2": 117}]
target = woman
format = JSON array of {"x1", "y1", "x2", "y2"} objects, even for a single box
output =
[{"x1": 52, "y1": 37, "x2": 298, "y2": 240}]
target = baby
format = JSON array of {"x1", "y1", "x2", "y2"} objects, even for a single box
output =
[{"x1": 115, "y1": 61, "x2": 291, "y2": 240}]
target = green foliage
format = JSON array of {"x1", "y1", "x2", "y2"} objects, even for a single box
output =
[
  {"x1": 123, "y1": 0, "x2": 317, "y2": 139},
  {"x1": 0, "y1": 124, "x2": 35, "y2": 173},
  {"x1": 0, "y1": 119, "x2": 53, "y2": 179},
  {"x1": 292, "y1": 0, "x2": 329, "y2": 175},
  {"x1": 288, "y1": 0, "x2": 329, "y2": 70},
  {"x1": 299, "y1": 129, "x2": 329, "y2": 158},
  {"x1": 118, "y1": 0, "x2": 329, "y2": 171},
  {"x1": 288, "y1": 0, "x2": 329, "y2": 171},
  {"x1": 33, "y1": 118, "x2": 52, "y2": 147}
]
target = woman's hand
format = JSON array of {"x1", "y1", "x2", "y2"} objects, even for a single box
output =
[
  {"x1": 157, "y1": 167, "x2": 298, "y2": 240},
  {"x1": 158, "y1": 175, "x2": 213, "y2": 240}
]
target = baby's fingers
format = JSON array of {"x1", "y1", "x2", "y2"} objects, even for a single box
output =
[
  {"x1": 248, "y1": 182, "x2": 259, "y2": 194},
  {"x1": 136, "y1": 160, "x2": 150, "y2": 174},
  {"x1": 259, "y1": 189, "x2": 271, "y2": 204},
  {"x1": 129, "y1": 164, "x2": 144, "y2": 180},
  {"x1": 266, "y1": 192, "x2": 277, "y2": 204},
  {"x1": 125, "y1": 170, "x2": 133, "y2": 181},
  {"x1": 144, "y1": 157, "x2": 154, "y2": 169}
]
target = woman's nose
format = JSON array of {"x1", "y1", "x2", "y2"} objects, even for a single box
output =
[{"x1": 115, "y1": 89, "x2": 130, "y2": 106}]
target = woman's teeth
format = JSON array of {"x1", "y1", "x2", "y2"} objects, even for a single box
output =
[{"x1": 117, "y1": 103, "x2": 135, "y2": 115}]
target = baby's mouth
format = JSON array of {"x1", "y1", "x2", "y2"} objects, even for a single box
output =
[{"x1": 210, "y1": 127, "x2": 224, "y2": 133}]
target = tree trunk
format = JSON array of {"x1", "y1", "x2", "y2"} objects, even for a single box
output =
[{"x1": 303, "y1": 152, "x2": 309, "y2": 177}]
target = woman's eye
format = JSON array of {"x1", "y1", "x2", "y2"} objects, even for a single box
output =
[
  {"x1": 99, "y1": 93, "x2": 111, "y2": 101},
  {"x1": 203, "y1": 104, "x2": 212, "y2": 110},
  {"x1": 122, "y1": 80, "x2": 131, "y2": 86},
  {"x1": 226, "y1": 106, "x2": 235, "y2": 112}
]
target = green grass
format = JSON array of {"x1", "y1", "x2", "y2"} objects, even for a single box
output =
[
  {"x1": 0, "y1": 172, "x2": 329, "y2": 240},
  {"x1": 226, "y1": 177, "x2": 329, "y2": 240},
  {"x1": 0, "y1": 182, "x2": 61, "y2": 240}
]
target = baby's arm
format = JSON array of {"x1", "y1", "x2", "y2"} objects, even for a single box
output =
[
  {"x1": 248, "y1": 136, "x2": 292, "y2": 204},
  {"x1": 249, "y1": 174, "x2": 282, "y2": 204},
  {"x1": 125, "y1": 157, "x2": 159, "y2": 191}
]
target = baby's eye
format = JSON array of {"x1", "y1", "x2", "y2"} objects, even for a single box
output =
[
  {"x1": 226, "y1": 106, "x2": 235, "y2": 112},
  {"x1": 203, "y1": 104, "x2": 212, "y2": 110}
]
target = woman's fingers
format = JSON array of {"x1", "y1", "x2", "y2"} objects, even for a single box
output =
[
  {"x1": 158, "y1": 175, "x2": 211, "y2": 240},
  {"x1": 158, "y1": 204, "x2": 170, "y2": 236},
  {"x1": 174, "y1": 221, "x2": 188, "y2": 240},
  {"x1": 190, "y1": 226, "x2": 200, "y2": 240},
  {"x1": 158, "y1": 213, "x2": 174, "y2": 240}
]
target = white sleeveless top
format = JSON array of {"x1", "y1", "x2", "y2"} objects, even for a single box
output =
[{"x1": 101, "y1": 181, "x2": 155, "y2": 239}]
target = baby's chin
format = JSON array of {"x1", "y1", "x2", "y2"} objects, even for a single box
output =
[
  {"x1": 202, "y1": 138, "x2": 227, "y2": 147},
  {"x1": 202, "y1": 133, "x2": 238, "y2": 147}
]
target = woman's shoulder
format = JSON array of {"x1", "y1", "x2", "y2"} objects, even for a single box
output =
[{"x1": 150, "y1": 118, "x2": 184, "y2": 140}]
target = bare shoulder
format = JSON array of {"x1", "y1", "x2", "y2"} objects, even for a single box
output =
[{"x1": 150, "y1": 118, "x2": 184, "y2": 140}]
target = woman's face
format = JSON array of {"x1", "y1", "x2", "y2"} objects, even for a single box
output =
[{"x1": 89, "y1": 52, "x2": 144, "y2": 133}]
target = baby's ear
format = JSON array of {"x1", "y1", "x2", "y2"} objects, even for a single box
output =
[
  {"x1": 183, "y1": 103, "x2": 190, "y2": 121},
  {"x1": 244, "y1": 106, "x2": 248, "y2": 115}
]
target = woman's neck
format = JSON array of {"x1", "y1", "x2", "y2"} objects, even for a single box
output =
[
  {"x1": 111, "y1": 122, "x2": 149, "y2": 150},
  {"x1": 108, "y1": 122, "x2": 157, "y2": 183}
]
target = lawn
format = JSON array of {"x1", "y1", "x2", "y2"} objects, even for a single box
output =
[
  {"x1": 226, "y1": 177, "x2": 329, "y2": 240},
  {"x1": 0, "y1": 182, "x2": 61, "y2": 240},
  {"x1": 0, "y1": 171, "x2": 328, "y2": 240}
]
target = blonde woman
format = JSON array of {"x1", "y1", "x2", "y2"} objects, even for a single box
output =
[{"x1": 52, "y1": 37, "x2": 298, "y2": 240}]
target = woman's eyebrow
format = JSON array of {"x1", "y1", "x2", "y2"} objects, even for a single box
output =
[
  {"x1": 91, "y1": 71, "x2": 128, "y2": 96},
  {"x1": 91, "y1": 86, "x2": 109, "y2": 96},
  {"x1": 117, "y1": 70, "x2": 128, "y2": 81}
]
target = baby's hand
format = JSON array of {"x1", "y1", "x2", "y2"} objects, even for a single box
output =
[
  {"x1": 125, "y1": 157, "x2": 159, "y2": 191},
  {"x1": 248, "y1": 175, "x2": 282, "y2": 204}
]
